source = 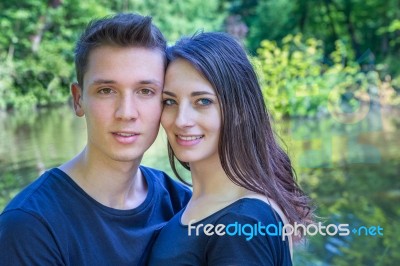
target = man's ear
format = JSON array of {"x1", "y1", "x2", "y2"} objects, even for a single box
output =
[{"x1": 71, "y1": 83, "x2": 84, "y2": 117}]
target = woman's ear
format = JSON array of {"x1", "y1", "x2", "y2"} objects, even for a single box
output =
[{"x1": 71, "y1": 83, "x2": 84, "y2": 117}]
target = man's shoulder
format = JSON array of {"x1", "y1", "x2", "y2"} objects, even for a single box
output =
[
  {"x1": 140, "y1": 165, "x2": 192, "y2": 209},
  {"x1": 0, "y1": 207, "x2": 61, "y2": 265},
  {"x1": 2, "y1": 168, "x2": 72, "y2": 215},
  {"x1": 0, "y1": 169, "x2": 63, "y2": 244},
  {"x1": 0, "y1": 208, "x2": 46, "y2": 232},
  {"x1": 3, "y1": 170, "x2": 52, "y2": 211},
  {"x1": 140, "y1": 165, "x2": 190, "y2": 192}
]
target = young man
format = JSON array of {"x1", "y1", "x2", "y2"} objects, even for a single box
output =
[{"x1": 0, "y1": 13, "x2": 191, "y2": 265}]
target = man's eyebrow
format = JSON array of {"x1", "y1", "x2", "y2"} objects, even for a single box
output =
[
  {"x1": 91, "y1": 79, "x2": 116, "y2": 85},
  {"x1": 139, "y1": 79, "x2": 162, "y2": 86},
  {"x1": 162, "y1": 91, "x2": 216, "y2": 97},
  {"x1": 90, "y1": 79, "x2": 162, "y2": 86}
]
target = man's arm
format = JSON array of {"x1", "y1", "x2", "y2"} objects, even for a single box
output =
[{"x1": 0, "y1": 209, "x2": 64, "y2": 265}]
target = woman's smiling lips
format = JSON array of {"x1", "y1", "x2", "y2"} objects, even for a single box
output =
[
  {"x1": 112, "y1": 131, "x2": 140, "y2": 144},
  {"x1": 175, "y1": 134, "x2": 204, "y2": 146}
]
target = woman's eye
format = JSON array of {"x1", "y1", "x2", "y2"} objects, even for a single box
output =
[
  {"x1": 197, "y1": 98, "x2": 213, "y2": 106},
  {"x1": 163, "y1": 99, "x2": 176, "y2": 106},
  {"x1": 98, "y1": 88, "x2": 114, "y2": 94}
]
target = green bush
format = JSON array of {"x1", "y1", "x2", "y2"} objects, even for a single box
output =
[
  {"x1": 0, "y1": 0, "x2": 226, "y2": 111},
  {"x1": 256, "y1": 34, "x2": 398, "y2": 119}
]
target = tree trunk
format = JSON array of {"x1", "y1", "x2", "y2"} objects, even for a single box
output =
[
  {"x1": 324, "y1": 0, "x2": 338, "y2": 41},
  {"x1": 31, "y1": 0, "x2": 63, "y2": 53},
  {"x1": 343, "y1": 0, "x2": 361, "y2": 59}
]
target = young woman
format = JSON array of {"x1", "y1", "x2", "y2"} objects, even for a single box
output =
[{"x1": 148, "y1": 32, "x2": 313, "y2": 265}]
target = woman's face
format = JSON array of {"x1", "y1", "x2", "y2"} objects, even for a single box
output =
[{"x1": 161, "y1": 59, "x2": 221, "y2": 165}]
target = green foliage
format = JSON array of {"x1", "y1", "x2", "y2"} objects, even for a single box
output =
[
  {"x1": 231, "y1": 0, "x2": 400, "y2": 76},
  {"x1": 0, "y1": 0, "x2": 226, "y2": 111},
  {"x1": 129, "y1": 0, "x2": 226, "y2": 42},
  {"x1": 246, "y1": 0, "x2": 297, "y2": 52},
  {"x1": 0, "y1": 0, "x2": 111, "y2": 110},
  {"x1": 256, "y1": 34, "x2": 397, "y2": 118},
  {"x1": 1, "y1": 0, "x2": 399, "y2": 115}
]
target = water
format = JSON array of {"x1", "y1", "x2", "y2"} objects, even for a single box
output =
[{"x1": 1, "y1": 105, "x2": 399, "y2": 265}]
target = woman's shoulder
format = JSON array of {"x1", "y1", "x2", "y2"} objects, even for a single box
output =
[
  {"x1": 241, "y1": 194, "x2": 289, "y2": 223},
  {"x1": 213, "y1": 196, "x2": 282, "y2": 225},
  {"x1": 205, "y1": 197, "x2": 293, "y2": 266},
  {"x1": 233, "y1": 194, "x2": 293, "y2": 258}
]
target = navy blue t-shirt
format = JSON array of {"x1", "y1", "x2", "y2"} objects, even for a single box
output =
[
  {"x1": 0, "y1": 166, "x2": 191, "y2": 266},
  {"x1": 148, "y1": 198, "x2": 292, "y2": 266}
]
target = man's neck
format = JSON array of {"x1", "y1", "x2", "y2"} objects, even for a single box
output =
[{"x1": 58, "y1": 148, "x2": 148, "y2": 210}]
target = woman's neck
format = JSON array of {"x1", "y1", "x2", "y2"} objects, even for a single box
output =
[
  {"x1": 181, "y1": 158, "x2": 251, "y2": 224},
  {"x1": 189, "y1": 158, "x2": 245, "y2": 200}
]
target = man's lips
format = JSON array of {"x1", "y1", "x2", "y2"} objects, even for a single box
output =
[
  {"x1": 112, "y1": 131, "x2": 140, "y2": 144},
  {"x1": 113, "y1": 132, "x2": 140, "y2": 137}
]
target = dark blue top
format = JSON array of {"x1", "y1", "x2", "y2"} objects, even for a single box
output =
[
  {"x1": 148, "y1": 198, "x2": 292, "y2": 266},
  {"x1": 0, "y1": 166, "x2": 191, "y2": 266}
]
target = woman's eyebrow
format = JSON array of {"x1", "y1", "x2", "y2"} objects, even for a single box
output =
[
  {"x1": 163, "y1": 91, "x2": 176, "y2": 97},
  {"x1": 190, "y1": 91, "x2": 215, "y2": 97}
]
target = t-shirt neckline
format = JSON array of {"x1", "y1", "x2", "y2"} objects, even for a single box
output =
[{"x1": 51, "y1": 166, "x2": 155, "y2": 216}]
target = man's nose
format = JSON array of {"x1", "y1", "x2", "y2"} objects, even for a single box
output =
[{"x1": 115, "y1": 94, "x2": 139, "y2": 120}]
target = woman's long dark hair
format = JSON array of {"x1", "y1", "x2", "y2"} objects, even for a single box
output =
[{"x1": 166, "y1": 32, "x2": 314, "y2": 230}]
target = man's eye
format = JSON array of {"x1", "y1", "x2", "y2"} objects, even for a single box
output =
[
  {"x1": 196, "y1": 98, "x2": 213, "y2": 106},
  {"x1": 139, "y1": 88, "x2": 154, "y2": 95},
  {"x1": 98, "y1": 88, "x2": 114, "y2": 94},
  {"x1": 163, "y1": 99, "x2": 176, "y2": 106}
]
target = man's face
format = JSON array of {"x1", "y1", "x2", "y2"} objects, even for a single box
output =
[{"x1": 71, "y1": 46, "x2": 164, "y2": 164}]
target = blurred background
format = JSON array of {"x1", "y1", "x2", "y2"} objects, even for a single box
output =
[{"x1": 0, "y1": 0, "x2": 399, "y2": 265}]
